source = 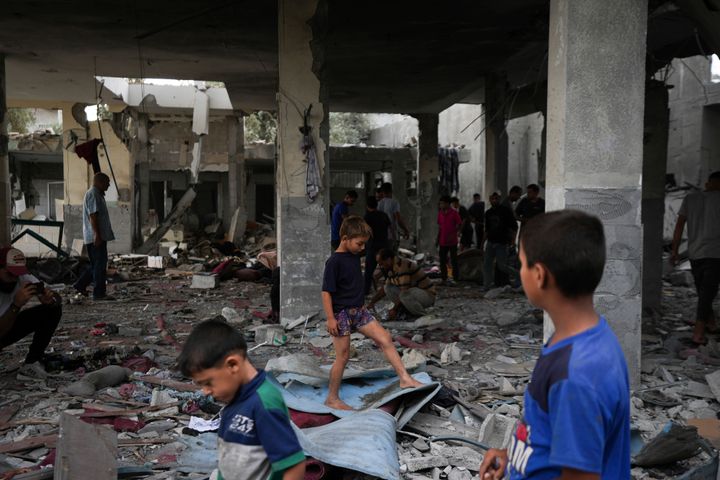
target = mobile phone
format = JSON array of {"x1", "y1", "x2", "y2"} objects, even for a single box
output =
[{"x1": 31, "y1": 281, "x2": 45, "y2": 293}]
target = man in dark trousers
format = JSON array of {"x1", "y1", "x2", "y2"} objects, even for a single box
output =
[
  {"x1": 73, "y1": 173, "x2": 115, "y2": 300},
  {"x1": 0, "y1": 247, "x2": 62, "y2": 378},
  {"x1": 363, "y1": 196, "x2": 390, "y2": 294},
  {"x1": 468, "y1": 193, "x2": 485, "y2": 249},
  {"x1": 483, "y1": 192, "x2": 519, "y2": 289},
  {"x1": 672, "y1": 171, "x2": 720, "y2": 345},
  {"x1": 515, "y1": 184, "x2": 545, "y2": 227}
]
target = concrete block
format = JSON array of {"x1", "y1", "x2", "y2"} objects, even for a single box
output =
[
  {"x1": 401, "y1": 455, "x2": 449, "y2": 473},
  {"x1": 191, "y1": 273, "x2": 219, "y2": 289},
  {"x1": 479, "y1": 414, "x2": 516, "y2": 449}
]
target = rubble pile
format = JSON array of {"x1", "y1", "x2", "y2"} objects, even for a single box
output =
[{"x1": 0, "y1": 258, "x2": 716, "y2": 478}]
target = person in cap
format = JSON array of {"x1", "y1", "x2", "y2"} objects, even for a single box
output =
[
  {"x1": 0, "y1": 247, "x2": 62, "y2": 378},
  {"x1": 73, "y1": 172, "x2": 115, "y2": 300}
]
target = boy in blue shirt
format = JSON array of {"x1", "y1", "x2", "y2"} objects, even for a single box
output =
[
  {"x1": 480, "y1": 210, "x2": 630, "y2": 480},
  {"x1": 322, "y1": 215, "x2": 423, "y2": 410},
  {"x1": 177, "y1": 320, "x2": 305, "y2": 480},
  {"x1": 330, "y1": 190, "x2": 358, "y2": 250}
]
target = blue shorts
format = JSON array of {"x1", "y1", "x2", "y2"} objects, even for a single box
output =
[{"x1": 334, "y1": 307, "x2": 375, "y2": 336}]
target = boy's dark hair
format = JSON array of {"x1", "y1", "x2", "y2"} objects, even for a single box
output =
[
  {"x1": 509, "y1": 185, "x2": 523, "y2": 194},
  {"x1": 367, "y1": 196, "x2": 378, "y2": 209},
  {"x1": 527, "y1": 184, "x2": 540, "y2": 193},
  {"x1": 378, "y1": 247, "x2": 396, "y2": 261},
  {"x1": 710, "y1": 171, "x2": 720, "y2": 181},
  {"x1": 339, "y1": 215, "x2": 372, "y2": 239},
  {"x1": 439, "y1": 195, "x2": 452, "y2": 204},
  {"x1": 450, "y1": 197, "x2": 460, "y2": 204},
  {"x1": 345, "y1": 190, "x2": 358, "y2": 200},
  {"x1": 177, "y1": 319, "x2": 247, "y2": 376},
  {"x1": 381, "y1": 182, "x2": 393, "y2": 194},
  {"x1": 520, "y1": 210, "x2": 606, "y2": 298},
  {"x1": 473, "y1": 193, "x2": 481, "y2": 199}
]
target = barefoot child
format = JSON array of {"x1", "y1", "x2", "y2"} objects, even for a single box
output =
[
  {"x1": 321, "y1": 215, "x2": 423, "y2": 410},
  {"x1": 479, "y1": 210, "x2": 630, "y2": 480},
  {"x1": 177, "y1": 320, "x2": 306, "y2": 480}
]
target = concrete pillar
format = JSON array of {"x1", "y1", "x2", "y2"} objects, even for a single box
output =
[
  {"x1": 227, "y1": 115, "x2": 247, "y2": 243},
  {"x1": 0, "y1": 55, "x2": 10, "y2": 246},
  {"x1": 133, "y1": 113, "x2": 150, "y2": 246},
  {"x1": 414, "y1": 114, "x2": 439, "y2": 254},
  {"x1": 642, "y1": 81, "x2": 669, "y2": 314},
  {"x1": 277, "y1": 0, "x2": 330, "y2": 324},
  {"x1": 546, "y1": 0, "x2": 647, "y2": 384},
  {"x1": 484, "y1": 76, "x2": 509, "y2": 197}
]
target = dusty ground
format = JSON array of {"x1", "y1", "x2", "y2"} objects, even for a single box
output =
[{"x1": 0, "y1": 269, "x2": 717, "y2": 478}]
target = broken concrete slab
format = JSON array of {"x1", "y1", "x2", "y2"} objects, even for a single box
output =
[
  {"x1": 705, "y1": 370, "x2": 720, "y2": 403},
  {"x1": 55, "y1": 413, "x2": 117, "y2": 480}
]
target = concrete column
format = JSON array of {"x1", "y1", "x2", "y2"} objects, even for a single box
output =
[
  {"x1": 391, "y1": 153, "x2": 410, "y2": 242},
  {"x1": 484, "y1": 76, "x2": 509, "y2": 197},
  {"x1": 642, "y1": 81, "x2": 669, "y2": 314},
  {"x1": 546, "y1": 0, "x2": 647, "y2": 384},
  {"x1": 0, "y1": 55, "x2": 10, "y2": 246},
  {"x1": 414, "y1": 113, "x2": 439, "y2": 254},
  {"x1": 277, "y1": 0, "x2": 330, "y2": 324},
  {"x1": 227, "y1": 115, "x2": 247, "y2": 243},
  {"x1": 133, "y1": 113, "x2": 150, "y2": 246}
]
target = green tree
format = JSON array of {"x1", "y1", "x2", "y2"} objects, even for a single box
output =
[
  {"x1": 330, "y1": 112, "x2": 371, "y2": 145},
  {"x1": 6, "y1": 108, "x2": 36, "y2": 134},
  {"x1": 245, "y1": 111, "x2": 277, "y2": 143}
]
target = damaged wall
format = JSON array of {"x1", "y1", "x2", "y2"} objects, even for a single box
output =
[
  {"x1": 666, "y1": 56, "x2": 720, "y2": 187},
  {"x1": 506, "y1": 112, "x2": 543, "y2": 191},
  {"x1": 62, "y1": 103, "x2": 134, "y2": 254},
  {"x1": 148, "y1": 117, "x2": 230, "y2": 171}
]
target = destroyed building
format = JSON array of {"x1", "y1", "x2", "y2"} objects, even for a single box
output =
[{"x1": 0, "y1": 0, "x2": 718, "y2": 478}]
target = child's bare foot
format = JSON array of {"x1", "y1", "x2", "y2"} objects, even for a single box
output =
[
  {"x1": 399, "y1": 377, "x2": 424, "y2": 389},
  {"x1": 325, "y1": 398, "x2": 354, "y2": 410}
]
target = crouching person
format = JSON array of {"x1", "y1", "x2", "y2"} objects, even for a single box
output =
[
  {"x1": 178, "y1": 320, "x2": 305, "y2": 480},
  {"x1": 0, "y1": 247, "x2": 62, "y2": 378},
  {"x1": 368, "y1": 248, "x2": 436, "y2": 320}
]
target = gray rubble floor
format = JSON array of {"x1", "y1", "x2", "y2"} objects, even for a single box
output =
[{"x1": 0, "y1": 272, "x2": 718, "y2": 479}]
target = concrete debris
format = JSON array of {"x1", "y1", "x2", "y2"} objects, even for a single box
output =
[
  {"x1": 0, "y1": 256, "x2": 713, "y2": 479},
  {"x1": 190, "y1": 273, "x2": 220, "y2": 289},
  {"x1": 440, "y1": 343, "x2": 463, "y2": 365}
]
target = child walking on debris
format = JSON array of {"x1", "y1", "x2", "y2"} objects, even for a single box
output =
[
  {"x1": 322, "y1": 216, "x2": 423, "y2": 410},
  {"x1": 178, "y1": 320, "x2": 306, "y2": 480},
  {"x1": 479, "y1": 210, "x2": 630, "y2": 480}
]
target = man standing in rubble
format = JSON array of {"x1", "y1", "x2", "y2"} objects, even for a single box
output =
[
  {"x1": 74, "y1": 173, "x2": 115, "y2": 300},
  {"x1": 671, "y1": 171, "x2": 720, "y2": 345},
  {"x1": 0, "y1": 247, "x2": 62, "y2": 378},
  {"x1": 378, "y1": 183, "x2": 411, "y2": 251}
]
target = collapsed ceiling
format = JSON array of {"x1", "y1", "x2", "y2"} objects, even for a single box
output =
[{"x1": 0, "y1": 0, "x2": 718, "y2": 114}]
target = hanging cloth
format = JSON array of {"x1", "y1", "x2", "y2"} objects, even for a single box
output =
[
  {"x1": 75, "y1": 138, "x2": 102, "y2": 174},
  {"x1": 302, "y1": 134, "x2": 321, "y2": 202}
]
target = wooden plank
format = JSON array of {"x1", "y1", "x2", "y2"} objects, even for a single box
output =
[
  {"x1": 0, "y1": 403, "x2": 21, "y2": 425},
  {"x1": 80, "y1": 401, "x2": 180, "y2": 418},
  {"x1": 0, "y1": 433, "x2": 57, "y2": 454},
  {"x1": 54, "y1": 413, "x2": 116, "y2": 480},
  {"x1": 135, "y1": 375, "x2": 199, "y2": 392}
]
